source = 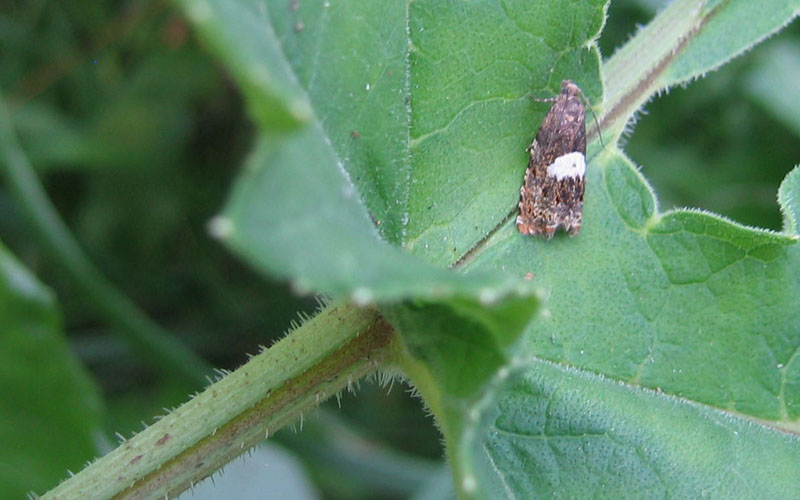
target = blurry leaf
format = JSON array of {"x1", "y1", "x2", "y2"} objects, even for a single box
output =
[
  {"x1": 6, "y1": 102, "x2": 94, "y2": 166},
  {"x1": 178, "y1": 443, "x2": 320, "y2": 500},
  {"x1": 745, "y1": 39, "x2": 800, "y2": 137},
  {"x1": 410, "y1": 467, "x2": 454, "y2": 500},
  {"x1": 11, "y1": 51, "x2": 221, "y2": 172},
  {"x1": 0, "y1": 243, "x2": 103, "y2": 499},
  {"x1": 276, "y1": 407, "x2": 443, "y2": 499}
]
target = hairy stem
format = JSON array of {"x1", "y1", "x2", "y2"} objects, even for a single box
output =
[
  {"x1": 43, "y1": 303, "x2": 393, "y2": 500},
  {"x1": 599, "y1": 0, "x2": 719, "y2": 142}
]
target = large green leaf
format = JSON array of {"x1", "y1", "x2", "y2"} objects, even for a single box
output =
[
  {"x1": 463, "y1": 358, "x2": 800, "y2": 499},
  {"x1": 178, "y1": 0, "x2": 800, "y2": 498},
  {"x1": 180, "y1": 0, "x2": 606, "y2": 301},
  {"x1": 469, "y1": 153, "x2": 799, "y2": 417},
  {"x1": 413, "y1": 156, "x2": 800, "y2": 498},
  {"x1": 446, "y1": 0, "x2": 800, "y2": 495},
  {"x1": 0, "y1": 244, "x2": 103, "y2": 498}
]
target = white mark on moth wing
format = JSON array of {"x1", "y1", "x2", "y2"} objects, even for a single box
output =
[{"x1": 546, "y1": 151, "x2": 585, "y2": 181}]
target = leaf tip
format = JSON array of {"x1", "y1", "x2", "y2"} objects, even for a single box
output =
[{"x1": 778, "y1": 165, "x2": 800, "y2": 236}]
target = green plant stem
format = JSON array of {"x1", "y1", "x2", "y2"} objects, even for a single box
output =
[
  {"x1": 0, "y1": 94, "x2": 210, "y2": 386},
  {"x1": 0, "y1": 94, "x2": 422, "y2": 498},
  {"x1": 42, "y1": 303, "x2": 393, "y2": 500},
  {"x1": 599, "y1": 0, "x2": 716, "y2": 143}
]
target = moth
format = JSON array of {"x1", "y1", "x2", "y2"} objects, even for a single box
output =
[{"x1": 517, "y1": 80, "x2": 586, "y2": 239}]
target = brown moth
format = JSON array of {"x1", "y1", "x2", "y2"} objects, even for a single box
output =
[{"x1": 517, "y1": 80, "x2": 586, "y2": 239}]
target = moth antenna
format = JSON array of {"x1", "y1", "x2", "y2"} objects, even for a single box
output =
[{"x1": 573, "y1": 84, "x2": 605, "y2": 150}]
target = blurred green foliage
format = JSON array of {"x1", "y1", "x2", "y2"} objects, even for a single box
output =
[
  {"x1": 2, "y1": 0, "x2": 307, "y2": 390},
  {"x1": 601, "y1": 1, "x2": 800, "y2": 230},
  {"x1": 1, "y1": 0, "x2": 798, "y2": 498}
]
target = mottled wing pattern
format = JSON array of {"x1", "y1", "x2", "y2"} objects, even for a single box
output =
[{"x1": 517, "y1": 80, "x2": 586, "y2": 239}]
